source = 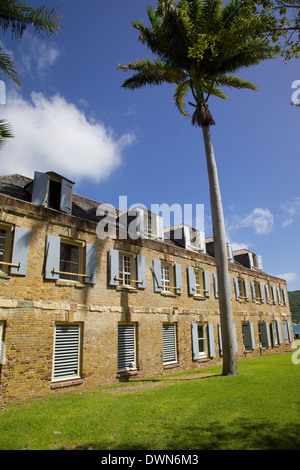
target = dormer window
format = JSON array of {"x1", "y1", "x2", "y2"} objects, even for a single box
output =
[
  {"x1": 118, "y1": 207, "x2": 164, "y2": 241},
  {"x1": 164, "y1": 224, "x2": 205, "y2": 252},
  {"x1": 31, "y1": 171, "x2": 74, "y2": 215}
]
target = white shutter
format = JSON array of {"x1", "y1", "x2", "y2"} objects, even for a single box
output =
[
  {"x1": 118, "y1": 324, "x2": 136, "y2": 370},
  {"x1": 162, "y1": 324, "x2": 177, "y2": 364},
  {"x1": 53, "y1": 324, "x2": 80, "y2": 380}
]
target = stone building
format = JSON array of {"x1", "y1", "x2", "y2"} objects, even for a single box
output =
[{"x1": 0, "y1": 171, "x2": 293, "y2": 401}]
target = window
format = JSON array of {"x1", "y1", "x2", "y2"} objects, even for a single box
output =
[
  {"x1": 161, "y1": 263, "x2": 171, "y2": 291},
  {"x1": 192, "y1": 323, "x2": 215, "y2": 359},
  {"x1": 251, "y1": 281, "x2": 264, "y2": 303},
  {"x1": 258, "y1": 322, "x2": 271, "y2": 349},
  {"x1": 144, "y1": 213, "x2": 153, "y2": 238},
  {"x1": 31, "y1": 171, "x2": 74, "y2": 214},
  {"x1": 242, "y1": 322, "x2": 255, "y2": 351},
  {"x1": 265, "y1": 284, "x2": 277, "y2": 305},
  {"x1": 153, "y1": 260, "x2": 182, "y2": 294},
  {"x1": 119, "y1": 254, "x2": 132, "y2": 286},
  {"x1": 0, "y1": 229, "x2": 7, "y2": 264},
  {"x1": 234, "y1": 277, "x2": 250, "y2": 302},
  {"x1": 108, "y1": 249, "x2": 146, "y2": 289},
  {"x1": 53, "y1": 323, "x2": 81, "y2": 381},
  {"x1": 277, "y1": 286, "x2": 288, "y2": 306},
  {"x1": 118, "y1": 207, "x2": 164, "y2": 241},
  {"x1": 164, "y1": 224, "x2": 205, "y2": 252},
  {"x1": 118, "y1": 323, "x2": 136, "y2": 370},
  {"x1": 60, "y1": 242, "x2": 80, "y2": 281},
  {"x1": 45, "y1": 235, "x2": 97, "y2": 284},
  {"x1": 162, "y1": 323, "x2": 177, "y2": 364},
  {"x1": 0, "y1": 224, "x2": 30, "y2": 276},
  {"x1": 270, "y1": 320, "x2": 282, "y2": 346},
  {"x1": 282, "y1": 321, "x2": 292, "y2": 344},
  {"x1": 188, "y1": 267, "x2": 210, "y2": 298}
]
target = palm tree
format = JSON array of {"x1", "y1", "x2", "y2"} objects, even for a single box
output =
[
  {"x1": 118, "y1": 0, "x2": 277, "y2": 375},
  {"x1": 0, "y1": 0, "x2": 61, "y2": 146}
]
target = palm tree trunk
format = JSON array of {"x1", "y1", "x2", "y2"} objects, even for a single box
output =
[{"x1": 202, "y1": 125, "x2": 238, "y2": 376}]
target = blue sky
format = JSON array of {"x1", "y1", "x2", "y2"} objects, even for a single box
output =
[{"x1": 0, "y1": 0, "x2": 299, "y2": 291}]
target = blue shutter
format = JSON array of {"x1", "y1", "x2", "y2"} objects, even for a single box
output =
[
  {"x1": 251, "y1": 281, "x2": 256, "y2": 302},
  {"x1": 265, "y1": 285, "x2": 270, "y2": 304},
  {"x1": 85, "y1": 243, "x2": 97, "y2": 284},
  {"x1": 244, "y1": 280, "x2": 250, "y2": 301},
  {"x1": 259, "y1": 322, "x2": 270, "y2": 348},
  {"x1": 213, "y1": 273, "x2": 219, "y2": 298},
  {"x1": 265, "y1": 322, "x2": 271, "y2": 348},
  {"x1": 283, "y1": 321, "x2": 289, "y2": 343},
  {"x1": 234, "y1": 278, "x2": 240, "y2": 300},
  {"x1": 287, "y1": 322, "x2": 292, "y2": 342},
  {"x1": 272, "y1": 286, "x2": 277, "y2": 304},
  {"x1": 276, "y1": 320, "x2": 282, "y2": 344},
  {"x1": 153, "y1": 259, "x2": 162, "y2": 292},
  {"x1": 277, "y1": 287, "x2": 281, "y2": 305},
  {"x1": 282, "y1": 288, "x2": 287, "y2": 305},
  {"x1": 60, "y1": 178, "x2": 72, "y2": 214},
  {"x1": 31, "y1": 171, "x2": 48, "y2": 206},
  {"x1": 218, "y1": 324, "x2": 222, "y2": 355},
  {"x1": 187, "y1": 266, "x2": 195, "y2": 295},
  {"x1": 270, "y1": 322, "x2": 276, "y2": 345},
  {"x1": 208, "y1": 323, "x2": 215, "y2": 357},
  {"x1": 191, "y1": 323, "x2": 199, "y2": 360},
  {"x1": 10, "y1": 226, "x2": 30, "y2": 276},
  {"x1": 259, "y1": 283, "x2": 264, "y2": 303},
  {"x1": 137, "y1": 254, "x2": 146, "y2": 288},
  {"x1": 175, "y1": 264, "x2": 182, "y2": 294},
  {"x1": 45, "y1": 235, "x2": 60, "y2": 279},
  {"x1": 249, "y1": 322, "x2": 255, "y2": 349},
  {"x1": 109, "y1": 249, "x2": 119, "y2": 286},
  {"x1": 204, "y1": 271, "x2": 210, "y2": 297},
  {"x1": 233, "y1": 323, "x2": 238, "y2": 352}
]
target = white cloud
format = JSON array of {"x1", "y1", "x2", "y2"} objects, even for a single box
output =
[
  {"x1": 16, "y1": 33, "x2": 61, "y2": 78},
  {"x1": 0, "y1": 91, "x2": 135, "y2": 182},
  {"x1": 280, "y1": 197, "x2": 300, "y2": 228},
  {"x1": 227, "y1": 207, "x2": 274, "y2": 236},
  {"x1": 276, "y1": 272, "x2": 297, "y2": 282}
]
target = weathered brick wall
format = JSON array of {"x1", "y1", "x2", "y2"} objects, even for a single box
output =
[{"x1": 0, "y1": 194, "x2": 293, "y2": 401}]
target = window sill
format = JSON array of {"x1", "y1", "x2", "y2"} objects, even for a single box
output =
[
  {"x1": 55, "y1": 279, "x2": 85, "y2": 288},
  {"x1": 163, "y1": 362, "x2": 179, "y2": 370},
  {"x1": 50, "y1": 378, "x2": 83, "y2": 389},
  {"x1": 195, "y1": 357, "x2": 210, "y2": 363},
  {"x1": 193, "y1": 294, "x2": 207, "y2": 301},
  {"x1": 0, "y1": 272, "x2": 11, "y2": 280},
  {"x1": 116, "y1": 285, "x2": 137, "y2": 293},
  {"x1": 160, "y1": 290, "x2": 177, "y2": 297},
  {"x1": 116, "y1": 369, "x2": 139, "y2": 379}
]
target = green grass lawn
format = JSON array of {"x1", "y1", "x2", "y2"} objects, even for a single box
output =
[{"x1": 0, "y1": 353, "x2": 299, "y2": 450}]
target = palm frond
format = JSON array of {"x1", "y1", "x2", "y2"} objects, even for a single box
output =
[
  {"x1": 173, "y1": 80, "x2": 191, "y2": 118},
  {"x1": 118, "y1": 59, "x2": 186, "y2": 89},
  {"x1": 0, "y1": 0, "x2": 61, "y2": 39},
  {"x1": 0, "y1": 47, "x2": 22, "y2": 86},
  {"x1": 0, "y1": 119, "x2": 14, "y2": 149}
]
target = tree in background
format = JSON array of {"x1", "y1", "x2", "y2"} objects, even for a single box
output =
[
  {"x1": 0, "y1": 0, "x2": 61, "y2": 146},
  {"x1": 118, "y1": 0, "x2": 278, "y2": 376},
  {"x1": 243, "y1": 0, "x2": 300, "y2": 61}
]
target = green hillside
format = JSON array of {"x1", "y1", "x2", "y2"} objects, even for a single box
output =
[{"x1": 288, "y1": 291, "x2": 300, "y2": 324}]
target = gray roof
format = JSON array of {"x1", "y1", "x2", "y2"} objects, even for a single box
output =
[{"x1": 0, "y1": 173, "x2": 103, "y2": 223}]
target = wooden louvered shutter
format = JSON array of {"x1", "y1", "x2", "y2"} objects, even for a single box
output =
[
  {"x1": 85, "y1": 243, "x2": 97, "y2": 284},
  {"x1": 162, "y1": 324, "x2": 177, "y2": 364},
  {"x1": 53, "y1": 324, "x2": 80, "y2": 380},
  {"x1": 10, "y1": 226, "x2": 30, "y2": 276},
  {"x1": 118, "y1": 324, "x2": 136, "y2": 370}
]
